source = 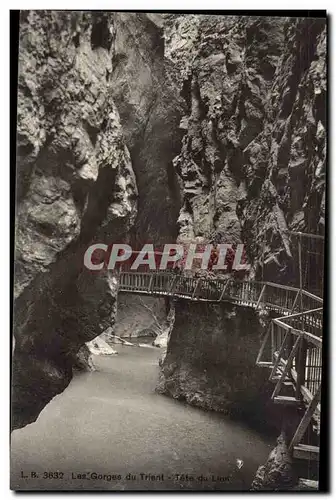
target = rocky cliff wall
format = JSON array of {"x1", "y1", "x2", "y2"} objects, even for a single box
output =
[
  {"x1": 158, "y1": 11, "x2": 326, "y2": 438},
  {"x1": 157, "y1": 13, "x2": 326, "y2": 426},
  {"x1": 13, "y1": 11, "x2": 138, "y2": 429},
  {"x1": 157, "y1": 300, "x2": 281, "y2": 433},
  {"x1": 110, "y1": 13, "x2": 184, "y2": 245},
  {"x1": 157, "y1": 15, "x2": 326, "y2": 487},
  {"x1": 105, "y1": 13, "x2": 185, "y2": 340},
  {"x1": 164, "y1": 15, "x2": 326, "y2": 283}
]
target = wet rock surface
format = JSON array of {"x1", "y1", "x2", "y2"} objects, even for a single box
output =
[
  {"x1": 157, "y1": 300, "x2": 279, "y2": 434},
  {"x1": 158, "y1": 15, "x2": 325, "y2": 487},
  {"x1": 13, "y1": 11, "x2": 137, "y2": 430},
  {"x1": 73, "y1": 344, "x2": 96, "y2": 372},
  {"x1": 164, "y1": 15, "x2": 326, "y2": 282},
  {"x1": 251, "y1": 433, "x2": 297, "y2": 491},
  {"x1": 110, "y1": 13, "x2": 184, "y2": 244}
]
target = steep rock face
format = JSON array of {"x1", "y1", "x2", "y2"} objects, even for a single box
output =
[
  {"x1": 164, "y1": 16, "x2": 326, "y2": 282},
  {"x1": 110, "y1": 13, "x2": 184, "y2": 244},
  {"x1": 238, "y1": 18, "x2": 326, "y2": 284},
  {"x1": 13, "y1": 11, "x2": 137, "y2": 430},
  {"x1": 251, "y1": 433, "x2": 297, "y2": 491},
  {"x1": 108, "y1": 13, "x2": 185, "y2": 341},
  {"x1": 164, "y1": 15, "x2": 285, "y2": 244},
  {"x1": 158, "y1": 16, "x2": 326, "y2": 485},
  {"x1": 157, "y1": 300, "x2": 279, "y2": 433}
]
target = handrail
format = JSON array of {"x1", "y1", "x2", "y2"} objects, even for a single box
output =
[
  {"x1": 118, "y1": 272, "x2": 323, "y2": 331},
  {"x1": 119, "y1": 272, "x2": 323, "y2": 298},
  {"x1": 301, "y1": 290, "x2": 324, "y2": 303},
  {"x1": 273, "y1": 318, "x2": 294, "y2": 330},
  {"x1": 276, "y1": 308, "x2": 323, "y2": 321},
  {"x1": 254, "y1": 273, "x2": 323, "y2": 459},
  {"x1": 261, "y1": 281, "x2": 305, "y2": 293}
]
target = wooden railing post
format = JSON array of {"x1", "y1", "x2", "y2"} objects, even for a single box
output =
[
  {"x1": 167, "y1": 275, "x2": 176, "y2": 294},
  {"x1": 289, "y1": 384, "x2": 321, "y2": 451},
  {"x1": 217, "y1": 280, "x2": 229, "y2": 302},
  {"x1": 169, "y1": 275, "x2": 180, "y2": 295},
  {"x1": 191, "y1": 278, "x2": 201, "y2": 300},
  {"x1": 269, "y1": 327, "x2": 290, "y2": 381},
  {"x1": 256, "y1": 284, "x2": 266, "y2": 308},
  {"x1": 271, "y1": 322, "x2": 275, "y2": 359},
  {"x1": 256, "y1": 323, "x2": 272, "y2": 367},
  {"x1": 272, "y1": 335, "x2": 301, "y2": 399},
  {"x1": 295, "y1": 335, "x2": 308, "y2": 401},
  {"x1": 291, "y1": 290, "x2": 300, "y2": 313},
  {"x1": 147, "y1": 274, "x2": 154, "y2": 293}
]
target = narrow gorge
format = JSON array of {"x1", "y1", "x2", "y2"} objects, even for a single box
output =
[{"x1": 12, "y1": 11, "x2": 326, "y2": 491}]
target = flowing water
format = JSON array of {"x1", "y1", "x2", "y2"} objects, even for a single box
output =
[{"x1": 11, "y1": 343, "x2": 272, "y2": 491}]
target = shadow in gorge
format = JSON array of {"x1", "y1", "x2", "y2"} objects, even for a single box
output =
[{"x1": 110, "y1": 13, "x2": 185, "y2": 247}]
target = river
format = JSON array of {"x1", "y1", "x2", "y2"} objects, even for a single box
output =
[{"x1": 11, "y1": 342, "x2": 272, "y2": 491}]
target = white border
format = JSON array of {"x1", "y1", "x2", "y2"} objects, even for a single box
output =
[{"x1": 1, "y1": 2, "x2": 333, "y2": 498}]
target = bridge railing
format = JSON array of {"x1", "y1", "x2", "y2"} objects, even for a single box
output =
[
  {"x1": 258, "y1": 307, "x2": 323, "y2": 404},
  {"x1": 254, "y1": 282, "x2": 296, "y2": 311},
  {"x1": 300, "y1": 290, "x2": 324, "y2": 314},
  {"x1": 258, "y1": 312, "x2": 323, "y2": 460},
  {"x1": 278, "y1": 308, "x2": 323, "y2": 340},
  {"x1": 118, "y1": 271, "x2": 323, "y2": 315},
  {"x1": 225, "y1": 279, "x2": 263, "y2": 305}
]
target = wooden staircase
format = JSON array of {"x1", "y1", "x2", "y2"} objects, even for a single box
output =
[{"x1": 256, "y1": 305, "x2": 322, "y2": 485}]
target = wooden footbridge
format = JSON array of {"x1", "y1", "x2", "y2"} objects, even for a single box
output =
[{"x1": 118, "y1": 269, "x2": 323, "y2": 465}]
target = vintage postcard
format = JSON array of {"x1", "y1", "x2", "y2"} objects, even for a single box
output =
[{"x1": 11, "y1": 10, "x2": 326, "y2": 491}]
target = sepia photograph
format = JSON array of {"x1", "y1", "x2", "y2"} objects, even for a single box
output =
[{"x1": 10, "y1": 9, "x2": 327, "y2": 491}]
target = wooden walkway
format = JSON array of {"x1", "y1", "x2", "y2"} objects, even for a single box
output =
[
  {"x1": 118, "y1": 270, "x2": 323, "y2": 464},
  {"x1": 118, "y1": 271, "x2": 322, "y2": 312},
  {"x1": 256, "y1": 306, "x2": 323, "y2": 464}
]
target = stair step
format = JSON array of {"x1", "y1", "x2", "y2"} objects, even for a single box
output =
[
  {"x1": 270, "y1": 375, "x2": 293, "y2": 385},
  {"x1": 270, "y1": 379, "x2": 293, "y2": 387},
  {"x1": 293, "y1": 444, "x2": 320, "y2": 461},
  {"x1": 273, "y1": 396, "x2": 300, "y2": 405}
]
